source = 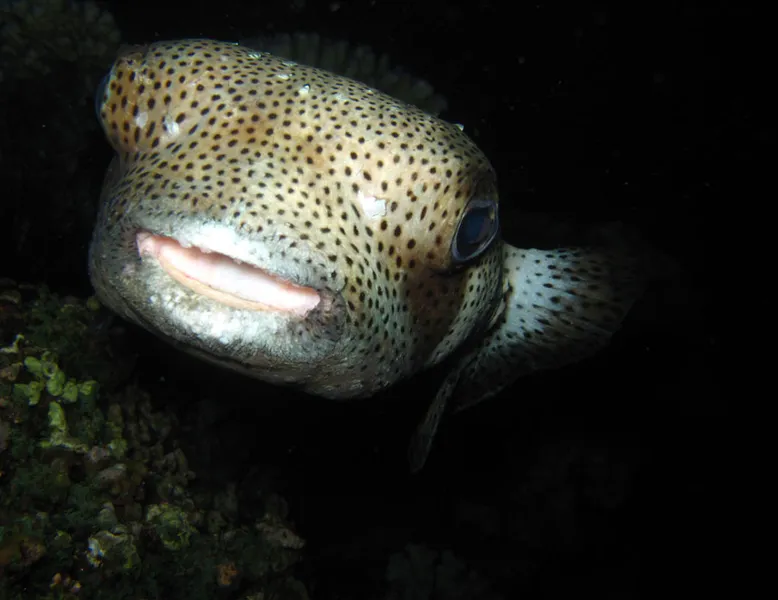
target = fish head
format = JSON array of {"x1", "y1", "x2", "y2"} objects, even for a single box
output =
[{"x1": 90, "y1": 39, "x2": 503, "y2": 398}]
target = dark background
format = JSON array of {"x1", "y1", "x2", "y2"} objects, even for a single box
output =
[{"x1": 1, "y1": 0, "x2": 748, "y2": 597}]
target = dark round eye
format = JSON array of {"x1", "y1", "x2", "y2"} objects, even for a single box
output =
[
  {"x1": 95, "y1": 71, "x2": 110, "y2": 120},
  {"x1": 451, "y1": 197, "x2": 499, "y2": 263}
]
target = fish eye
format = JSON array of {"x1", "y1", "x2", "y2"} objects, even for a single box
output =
[
  {"x1": 451, "y1": 195, "x2": 499, "y2": 263},
  {"x1": 95, "y1": 71, "x2": 110, "y2": 119}
]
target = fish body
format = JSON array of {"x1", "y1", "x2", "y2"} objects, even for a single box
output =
[{"x1": 90, "y1": 40, "x2": 643, "y2": 469}]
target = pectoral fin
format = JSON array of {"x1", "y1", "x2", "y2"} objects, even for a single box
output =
[{"x1": 408, "y1": 243, "x2": 647, "y2": 471}]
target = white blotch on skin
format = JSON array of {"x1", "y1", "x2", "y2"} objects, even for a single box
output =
[
  {"x1": 162, "y1": 115, "x2": 180, "y2": 138},
  {"x1": 134, "y1": 112, "x2": 148, "y2": 128},
  {"x1": 358, "y1": 191, "x2": 386, "y2": 219},
  {"x1": 121, "y1": 263, "x2": 138, "y2": 278}
]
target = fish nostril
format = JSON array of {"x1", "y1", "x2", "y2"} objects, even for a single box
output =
[{"x1": 94, "y1": 71, "x2": 111, "y2": 120}]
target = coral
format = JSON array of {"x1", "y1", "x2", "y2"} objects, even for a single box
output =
[
  {"x1": 0, "y1": 2, "x2": 122, "y2": 290},
  {"x1": 0, "y1": 280, "x2": 308, "y2": 599},
  {"x1": 242, "y1": 32, "x2": 448, "y2": 116},
  {"x1": 0, "y1": 0, "x2": 120, "y2": 83},
  {"x1": 146, "y1": 503, "x2": 197, "y2": 551},
  {"x1": 385, "y1": 543, "x2": 503, "y2": 600},
  {"x1": 386, "y1": 543, "x2": 438, "y2": 600},
  {"x1": 85, "y1": 526, "x2": 140, "y2": 572}
]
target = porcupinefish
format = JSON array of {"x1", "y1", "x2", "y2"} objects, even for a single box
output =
[{"x1": 89, "y1": 39, "x2": 644, "y2": 471}]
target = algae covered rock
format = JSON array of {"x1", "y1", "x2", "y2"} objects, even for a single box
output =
[{"x1": 0, "y1": 282, "x2": 309, "y2": 599}]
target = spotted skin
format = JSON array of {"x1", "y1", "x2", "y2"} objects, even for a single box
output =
[{"x1": 90, "y1": 40, "x2": 644, "y2": 470}]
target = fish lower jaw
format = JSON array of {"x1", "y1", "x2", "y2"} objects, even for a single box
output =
[{"x1": 136, "y1": 231, "x2": 321, "y2": 317}]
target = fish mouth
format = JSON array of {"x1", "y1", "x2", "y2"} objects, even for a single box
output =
[{"x1": 136, "y1": 231, "x2": 322, "y2": 317}]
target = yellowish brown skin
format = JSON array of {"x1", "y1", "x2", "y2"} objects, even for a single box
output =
[{"x1": 90, "y1": 40, "x2": 644, "y2": 470}]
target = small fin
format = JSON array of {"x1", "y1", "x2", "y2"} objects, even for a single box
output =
[
  {"x1": 451, "y1": 243, "x2": 647, "y2": 413},
  {"x1": 407, "y1": 365, "x2": 463, "y2": 473}
]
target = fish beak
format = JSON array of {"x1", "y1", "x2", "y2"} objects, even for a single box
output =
[{"x1": 136, "y1": 232, "x2": 321, "y2": 316}]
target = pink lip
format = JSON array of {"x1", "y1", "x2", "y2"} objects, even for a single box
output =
[{"x1": 136, "y1": 232, "x2": 321, "y2": 316}]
